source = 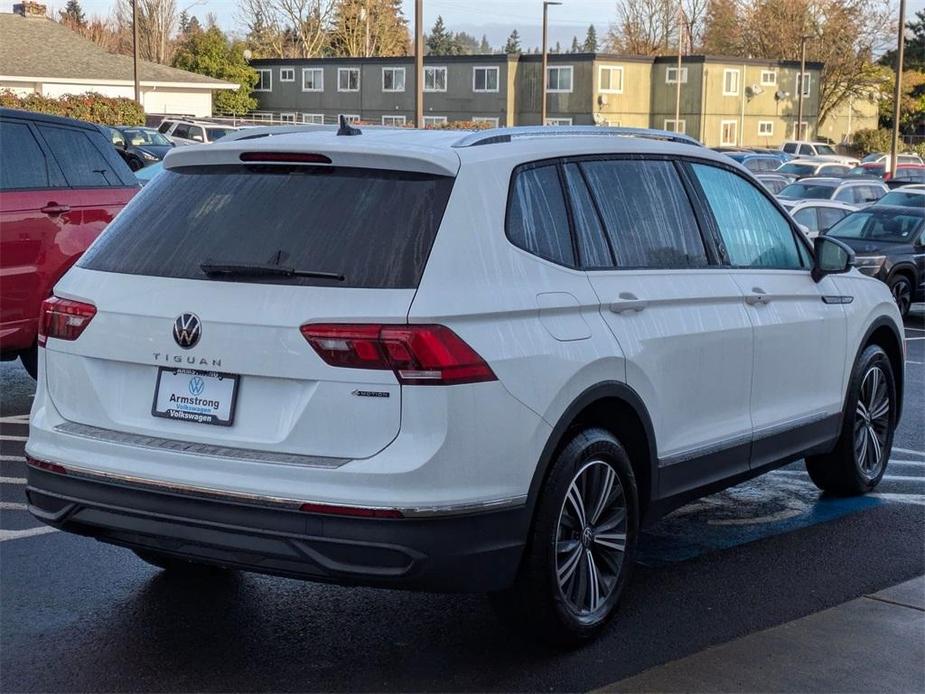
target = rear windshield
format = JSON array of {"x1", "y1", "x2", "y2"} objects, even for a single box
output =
[
  {"x1": 79, "y1": 164, "x2": 454, "y2": 288},
  {"x1": 778, "y1": 182, "x2": 835, "y2": 200},
  {"x1": 778, "y1": 163, "x2": 815, "y2": 176}
]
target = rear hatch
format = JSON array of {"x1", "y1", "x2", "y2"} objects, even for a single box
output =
[{"x1": 44, "y1": 155, "x2": 455, "y2": 460}]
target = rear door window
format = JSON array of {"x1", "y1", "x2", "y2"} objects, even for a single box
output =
[
  {"x1": 579, "y1": 159, "x2": 708, "y2": 268},
  {"x1": 818, "y1": 207, "x2": 847, "y2": 231},
  {"x1": 0, "y1": 121, "x2": 51, "y2": 190},
  {"x1": 506, "y1": 164, "x2": 575, "y2": 266},
  {"x1": 172, "y1": 124, "x2": 191, "y2": 139},
  {"x1": 792, "y1": 207, "x2": 818, "y2": 232},
  {"x1": 79, "y1": 165, "x2": 454, "y2": 289},
  {"x1": 157, "y1": 121, "x2": 173, "y2": 134},
  {"x1": 691, "y1": 162, "x2": 806, "y2": 269},
  {"x1": 38, "y1": 125, "x2": 117, "y2": 187}
]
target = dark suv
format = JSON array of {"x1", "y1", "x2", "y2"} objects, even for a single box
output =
[
  {"x1": 825, "y1": 204, "x2": 925, "y2": 317},
  {"x1": 0, "y1": 108, "x2": 138, "y2": 377}
]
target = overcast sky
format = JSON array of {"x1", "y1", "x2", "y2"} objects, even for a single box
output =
[{"x1": 43, "y1": 0, "x2": 922, "y2": 51}]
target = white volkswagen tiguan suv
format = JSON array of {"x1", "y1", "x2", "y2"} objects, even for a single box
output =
[{"x1": 26, "y1": 125, "x2": 905, "y2": 645}]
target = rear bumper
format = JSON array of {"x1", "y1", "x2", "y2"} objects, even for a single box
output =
[{"x1": 26, "y1": 466, "x2": 528, "y2": 592}]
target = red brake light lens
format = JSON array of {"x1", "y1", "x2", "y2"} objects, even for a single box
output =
[
  {"x1": 300, "y1": 324, "x2": 496, "y2": 386},
  {"x1": 38, "y1": 297, "x2": 96, "y2": 347},
  {"x1": 240, "y1": 152, "x2": 332, "y2": 164}
]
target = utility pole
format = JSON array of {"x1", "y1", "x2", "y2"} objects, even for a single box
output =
[
  {"x1": 796, "y1": 35, "x2": 808, "y2": 140},
  {"x1": 674, "y1": 0, "x2": 684, "y2": 132},
  {"x1": 132, "y1": 0, "x2": 140, "y2": 105},
  {"x1": 414, "y1": 0, "x2": 423, "y2": 127},
  {"x1": 541, "y1": 1, "x2": 562, "y2": 125},
  {"x1": 889, "y1": 0, "x2": 906, "y2": 179}
]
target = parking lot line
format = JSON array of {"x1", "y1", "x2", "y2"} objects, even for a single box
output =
[
  {"x1": 0, "y1": 502, "x2": 28, "y2": 510},
  {"x1": 773, "y1": 470, "x2": 923, "y2": 483},
  {"x1": 0, "y1": 455, "x2": 26, "y2": 462},
  {"x1": 0, "y1": 526, "x2": 56, "y2": 542},
  {"x1": 0, "y1": 414, "x2": 30, "y2": 424},
  {"x1": 0, "y1": 477, "x2": 26, "y2": 484},
  {"x1": 0, "y1": 435, "x2": 28, "y2": 442},
  {"x1": 894, "y1": 447, "x2": 925, "y2": 457}
]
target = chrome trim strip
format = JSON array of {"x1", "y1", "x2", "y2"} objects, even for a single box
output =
[
  {"x1": 54, "y1": 422, "x2": 350, "y2": 469},
  {"x1": 29, "y1": 456, "x2": 527, "y2": 518}
]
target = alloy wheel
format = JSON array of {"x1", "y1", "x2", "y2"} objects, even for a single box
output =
[
  {"x1": 854, "y1": 365, "x2": 891, "y2": 480},
  {"x1": 555, "y1": 460, "x2": 627, "y2": 616},
  {"x1": 891, "y1": 278, "x2": 911, "y2": 316}
]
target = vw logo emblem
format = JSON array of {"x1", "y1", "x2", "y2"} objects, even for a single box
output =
[
  {"x1": 173, "y1": 313, "x2": 201, "y2": 349},
  {"x1": 188, "y1": 376, "x2": 205, "y2": 396}
]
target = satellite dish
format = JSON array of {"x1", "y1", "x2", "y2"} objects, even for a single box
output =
[
  {"x1": 243, "y1": 49, "x2": 252, "y2": 61},
  {"x1": 751, "y1": 84, "x2": 763, "y2": 95},
  {"x1": 774, "y1": 89, "x2": 789, "y2": 100}
]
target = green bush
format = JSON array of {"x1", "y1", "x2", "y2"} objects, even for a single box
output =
[
  {"x1": 849, "y1": 128, "x2": 893, "y2": 156},
  {"x1": 0, "y1": 90, "x2": 144, "y2": 126},
  {"x1": 428, "y1": 119, "x2": 498, "y2": 130}
]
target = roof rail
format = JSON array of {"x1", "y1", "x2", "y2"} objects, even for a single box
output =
[
  {"x1": 220, "y1": 123, "x2": 337, "y2": 142},
  {"x1": 452, "y1": 125, "x2": 702, "y2": 148}
]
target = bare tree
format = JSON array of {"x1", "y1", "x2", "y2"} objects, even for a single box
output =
[
  {"x1": 606, "y1": 0, "x2": 676, "y2": 55},
  {"x1": 238, "y1": 0, "x2": 335, "y2": 58},
  {"x1": 114, "y1": 0, "x2": 178, "y2": 63}
]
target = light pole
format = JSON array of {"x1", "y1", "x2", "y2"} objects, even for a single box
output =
[
  {"x1": 414, "y1": 0, "x2": 423, "y2": 128},
  {"x1": 889, "y1": 0, "x2": 906, "y2": 179},
  {"x1": 132, "y1": 0, "x2": 140, "y2": 105},
  {"x1": 796, "y1": 34, "x2": 810, "y2": 140},
  {"x1": 541, "y1": 1, "x2": 562, "y2": 126}
]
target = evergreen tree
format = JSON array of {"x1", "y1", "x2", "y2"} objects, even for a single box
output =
[
  {"x1": 172, "y1": 26, "x2": 258, "y2": 114},
  {"x1": 570, "y1": 36, "x2": 580, "y2": 53},
  {"x1": 503, "y1": 29, "x2": 521, "y2": 54},
  {"x1": 583, "y1": 24, "x2": 598, "y2": 52},
  {"x1": 58, "y1": 0, "x2": 86, "y2": 28},
  {"x1": 479, "y1": 34, "x2": 491, "y2": 53},
  {"x1": 426, "y1": 15, "x2": 462, "y2": 55},
  {"x1": 553, "y1": 40, "x2": 561, "y2": 53},
  {"x1": 329, "y1": 0, "x2": 409, "y2": 57},
  {"x1": 454, "y1": 31, "x2": 479, "y2": 54},
  {"x1": 881, "y1": 10, "x2": 925, "y2": 71}
]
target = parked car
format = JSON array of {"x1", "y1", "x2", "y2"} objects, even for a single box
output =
[
  {"x1": 888, "y1": 166, "x2": 925, "y2": 187},
  {"x1": 721, "y1": 151, "x2": 783, "y2": 173},
  {"x1": 788, "y1": 200, "x2": 857, "y2": 238},
  {"x1": 846, "y1": 162, "x2": 925, "y2": 182},
  {"x1": 860, "y1": 152, "x2": 925, "y2": 167},
  {"x1": 107, "y1": 126, "x2": 174, "y2": 170},
  {"x1": 780, "y1": 140, "x2": 858, "y2": 166},
  {"x1": 135, "y1": 161, "x2": 163, "y2": 186},
  {"x1": 755, "y1": 173, "x2": 790, "y2": 195},
  {"x1": 776, "y1": 158, "x2": 853, "y2": 181},
  {"x1": 824, "y1": 205, "x2": 925, "y2": 317},
  {"x1": 25, "y1": 125, "x2": 905, "y2": 646},
  {"x1": 157, "y1": 118, "x2": 238, "y2": 145},
  {"x1": 0, "y1": 108, "x2": 138, "y2": 378},
  {"x1": 747, "y1": 148, "x2": 793, "y2": 164},
  {"x1": 875, "y1": 187, "x2": 925, "y2": 208},
  {"x1": 776, "y1": 177, "x2": 888, "y2": 209}
]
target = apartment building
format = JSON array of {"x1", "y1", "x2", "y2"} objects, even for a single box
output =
[{"x1": 248, "y1": 53, "x2": 868, "y2": 147}]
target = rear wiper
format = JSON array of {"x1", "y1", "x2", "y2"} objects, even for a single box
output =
[{"x1": 199, "y1": 261, "x2": 345, "y2": 281}]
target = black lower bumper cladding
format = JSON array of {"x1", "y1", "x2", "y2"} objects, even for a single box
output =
[{"x1": 25, "y1": 466, "x2": 527, "y2": 592}]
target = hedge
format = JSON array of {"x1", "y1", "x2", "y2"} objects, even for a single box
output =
[
  {"x1": 0, "y1": 90, "x2": 145, "y2": 126},
  {"x1": 849, "y1": 127, "x2": 925, "y2": 159}
]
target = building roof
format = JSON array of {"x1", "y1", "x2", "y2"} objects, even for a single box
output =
[{"x1": 0, "y1": 12, "x2": 234, "y2": 88}]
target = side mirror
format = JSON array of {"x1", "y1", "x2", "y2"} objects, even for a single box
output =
[{"x1": 812, "y1": 236, "x2": 855, "y2": 283}]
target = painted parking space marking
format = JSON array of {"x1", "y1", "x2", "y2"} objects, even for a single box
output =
[
  {"x1": 894, "y1": 447, "x2": 925, "y2": 457},
  {"x1": 0, "y1": 414, "x2": 30, "y2": 424},
  {"x1": 871, "y1": 492, "x2": 925, "y2": 506},
  {"x1": 0, "y1": 435, "x2": 28, "y2": 442},
  {"x1": 0, "y1": 477, "x2": 26, "y2": 485},
  {"x1": 0, "y1": 526, "x2": 57, "y2": 542},
  {"x1": 0, "y1": 455, "x2": 26, "y2": 463},
  {"x1": 0, "y1": 502, "x2": 28, "y2": 511}
]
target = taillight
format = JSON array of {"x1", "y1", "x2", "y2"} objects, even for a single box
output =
[
  {"x1": 38, "y1": 297, "x2": 96, "y2": 347},
  {"x1": 300, "y1": 324, "x2": 496, "y2": 386}
]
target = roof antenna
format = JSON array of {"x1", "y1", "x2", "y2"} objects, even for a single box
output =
[{"x1": 337, "y1": 115, "x2": 362, "y2": 136}]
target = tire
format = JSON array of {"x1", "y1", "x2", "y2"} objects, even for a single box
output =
[
  {"x1": 20, "y1": 346, "x2": 38, "y2": 380},
  {"x1": 805, "y1": 345, "x2": 896, "y2": 495},
  {"x1": 889, "y1": 275, "x2": 912, "y2": 318},
  {"x1": 133, "y1": 549, "x2": 232, "y2": 575},
  {"x1": 491, "y1": 428, "x2": 638, "y2": 647}
]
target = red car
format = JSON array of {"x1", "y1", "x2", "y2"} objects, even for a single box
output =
[
  {"x1": 0, "y1": 108, "x2": 138, "y2": 378},
  {"x1": 850, "y1": 161, "x2": 925, "y2": 182}
]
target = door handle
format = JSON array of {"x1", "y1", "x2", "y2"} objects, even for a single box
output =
[
  {"x1": 609, "y1": 292, "x2": 648, "y2": 314},
  {"x1": 41, "y1": 203, "x2": 71, "y2": 216},
  {"x1": 744, "y1": 287, "x2": 770, "y2": 306}
]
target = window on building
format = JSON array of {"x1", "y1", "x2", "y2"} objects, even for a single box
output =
[
  {"x1": 302, "y1": 68, "x2": 323, "y2": 92},
  {"x1": 797, "y1": 72, "x2": 811, "y2": 97},
  {"x1": 793, "y1": 122, "x2": 810, "y2": 139},
  {"x1": 506, "y1": 164, "x2": 575, "y2": 266},
  {"x1": 760, "y1": 70, "x2": 777, "y2": 86},
  {"x1": 280, "y1": 113, "x2": 296, "y2": 123},
  {"x1": 302, "y1": 113, "x2": 325, "y2": 124},
  {"x1": 545, "y1": 118, "x2": 573, "y2": 126},
  {"x1": 473, "y1": 117, "x2": 500, "y2": 126},
  {"x1": 424, "y1": 66, "x2": 447, "y2": 92},
  {"x1": 723, "y1": 69, "x2": 740, "y2": 96},
  {"x1": 581, "y1": 159, "x2": 708, "y2": 269},
  {"x1": 382, "y1": 115, "x2": 407, "y2": 126},
  {"x1": 279, "y1": 68, "x2": 295, "y2": 82},
  {"x1": 758, "y1": 120, "x2": 774, "y2": 137},
  {"x1": 423, "y1": 115, "x2": 448, "y2": 127},
  {"x1": 666, "y1": 67, "x2": 688, "y2": 84},
  {"x1": 382, "y1": 67, "x2": 406, "y2": 92},
  {"x1": 599, "y1": 66, "x2": 624, "y2": 93},
  {"x1": 473, "y1": 66, "x2": 499, "y2": 92},
  {"x1": 338, "y1": 67, "x2": 359, "y2": 92},
  {"x1": 255, "y1": 69, "x2": 272, "y2": 92},
  {"x1": 546, "y1": 65, "x2": 574, "y2": 92},
  {"x1": 663, "y1": 119, "x2": 686, "y2": 134},
  {"x1": 720, "y1": 120, "x2": 738, "y2": 146}
]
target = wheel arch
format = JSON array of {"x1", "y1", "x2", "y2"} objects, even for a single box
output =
[
  {"x1": 525, "y1": 382, "x2": 658, "y2": 527},
  {"x1": 856, "y1": 316, "x2": 905, "y2": 426}
]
